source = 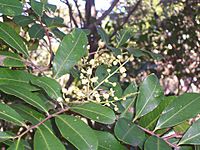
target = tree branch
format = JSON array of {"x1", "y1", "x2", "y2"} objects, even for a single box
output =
[
  {"x1": 88, "y1": 0, "x2": 119, "y2": 28},
  {"x1": 14, "y1": 107, "x2": 70, "y2": 139},
  {"x1": 73, "y1": 0, "x2": 85, "y2": 27}
]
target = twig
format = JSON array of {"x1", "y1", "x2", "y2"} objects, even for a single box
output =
[
  {"x1": 88, "y1": 0, "x2": 119, "y2": 28},
  {"x1": 73, "y1": 0, "x2": 85, "y2": 27},
  {"x1": 14, "y1": 107, "x2": 69, "y2": 139},
  {"x1": 138, "y1": 125, "x2": 180, "y2": 150}
]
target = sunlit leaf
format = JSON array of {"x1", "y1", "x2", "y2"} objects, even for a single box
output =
[
  {"x1": 0, "y1": 0, "x2": 23, "y2": 16},
  {"x1": 7, "y1": 138, "x2": 24, "y2": 150},
  {"x1": 53, "y1": 28, "x2": 87, "y2": 78},
  {"x1": 71, "y1": 102, "x2": 116, "y2": 124}
]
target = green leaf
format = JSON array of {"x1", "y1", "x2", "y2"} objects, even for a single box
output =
[
  {"x1": 178, "y1": 119, "x2": 200, "y2": 145},
  {"x1": 30, "y1": 76, "x2": 62, "y2": 100},
  {"x1": 144, "y1": 136, "x2": 171, "y2": 150},
  {"x1": 116, "y1": 29, "x2": 132, "y2": 48},
  {"x1": 56, "y1": 115, "x2": 98, "y2": 150},
  {"x1": 134, "y1": 74, "x2": 164, "y2": 120},
  {"x1": 155, "y1": 93, "x2": 200, "y2": 130},
  {"x1": 34, "y1": 126, "x2": 65, "y2": 150},
  {"x1": 114, "y1": 118, "x2": 145, "y2": 146},
  {"x1": 13, "y1": 15, "x2": 34, "y2": 27},
  {"x1": 0, "y1": 0, "x2": 23, "y2": 16},
  {"x1": 28, "y1": 24, "x2": 45, "y2": 39},
  {"x1": 0, "y1": 68, "x2": 38, "y2": 91},
  {"x1": 94, "y1": 130, "x2": 126, "y2": 150},
  {"x1": 51, "y1": 28, "x2": 65, "y2": 39},
  {"x1": 45, "y1": 3, "x2": 57, "y2": 12},
  {"x1": 0, "y1": 103, "x2": 25, "y2": 126},
  {"x1": 97, "y1": 27, "x2": 109, "y2": 44},
  {"x1": 0, "y1": 85, "x2": 49, "y2": 114},
  {"x1": 71, "y1": 102, "x2": 116, "y2": 124},
  {"x1": 173, "y1": 121, "x2": 190, "y2": 134},
  {"x1": 0, "y1": 132, "x2": 13, "y2": 142},
  {"x1": 120, "y1": 82, "x2": 137, "y2": 119},
  {"x1": 42, "y1": 15, "x2": 64, "y2": 27},
  {"x1": 7, "y1": 139, "x2": 24, "y2": 150},
  {"x1": 31, "y1": 0, "x2": 45, "y2": 16},
  {"x1": 0, "y1": 51, "x2": 25, "y2": 67},
  {"x1": 53, "y1": 28, "x2": 88, "y2": 78},
  {"x1": 139, "y1": 96, "x2": 175, "y2": 130},
  {"x1": 0, "y1": 23, "x2": 29, "y2": 57}
]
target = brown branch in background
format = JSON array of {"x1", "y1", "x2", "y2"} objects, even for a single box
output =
[
  {"x1": 63, "y1": 0, "x2": 79, "y2": 28},
  {"x1": 73, "y1": 0, "x2": 85, "y2": 27},
  {"x1": 111, "y1": 0, "x2": 142, "y2": 37},
  {"x1": 89, "y1": 0, "x2": 119, "y2": 28},
  {"x1": 14, "y1": 107, "x2": 69, "y2": 139}
]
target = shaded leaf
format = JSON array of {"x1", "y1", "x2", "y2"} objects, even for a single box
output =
[
  {"x1": 0, "y1": 51, "x2": 24, "y2": 67},
  {"x1": 155, "y1": 93, "x2": 200, "y2": 130},
  {"x1": 0, "y1": 68, "x2": 38, "y2": 91},
  {"x1": 34, "y1": 126, "x2": 65, "y2": 150},
  {"x1": 114, "y1": 118, "x2": 145, "y2": 146},
  {"x1": 178, "y1": 119, "x2": 200, "y2": 145},
  {"x1": 7, "y1": 139, "x2": 24, "y2": 150},
  {"x1": 134, "y1": 74, "x2": 164, "y2": 120},
  {"x1": 42, "y1": 15, "x2": 64, "y2": 27},
  {"x1": 53, "y1": 28, "x2": 87, "y2": 78},
  {"x1": 30, "y1": 76, "x2": 62, "y2": 100},
  {"x1": 0, "y1": 85, "x2": 48, "y2": 114},
  {"x1": 0, "y1": 103, "x2": 25, "y2": 126},
  {"x1": 144, "y1": 136, "x2": 171, "y2": 150},
  {"x1": 56, "y1": 115, "x2": 98, "y2": 150},
  {"x1": 120, "y1": 82, "x2": 138, "y2": 120},
  {"x1": 13, "y1": 15, "x2": 34, "y2": 27},
  {"x1": 94, "y1": 130, "x2": 126, "y2": 150},
  {"x1": 116, "y1": 29, "x2": 132, "y2": 48},
  {"x1": 139, "y1": 96, "x2": 175, "y2": 130},
  {"x1": 0, "y1": 0, "x2": 23, "y2": 16},
  {"x1": 31, "y1": 0, "x2": 45, "y2": 16},
  {"x1": 0, "y1": 23, "x2": 28, "y2": 57},
  {"x1": 0, "y1": 132, "x2": 13, "y2": 142},
  {"x1": 97, "y1": 27, "x2": 109, "y2": 44},
  {"x1": 28, "y1": 24, "x2": 45, "y2": 39},
  {"x1": 71, "y1": 102, "x2": 116, "y2": 124}
]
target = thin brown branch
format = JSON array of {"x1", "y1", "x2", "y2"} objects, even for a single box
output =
[
  {"x1": 88, "y1": 0, "x2": 119, "y2": 28},
  {"x1": 73, "y1": 0, "x2": 85, "y2": 27},
  {"x1": 137, "y1": 125, "x2": 180, "y2": 150},
  {"x1": 63, "y1": 0, "x2": 79, "y2": 28},
  {"x1": 14, "y1": 107, "x2": 69, "y2": 139},
  {"x1": 110, "y1": 0, "x2": 142, "y2": 38}
]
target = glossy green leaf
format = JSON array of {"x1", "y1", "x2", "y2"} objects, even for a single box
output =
[
  {"x1": 0, "y1": 0, "x2": 23, "y2": 16},
  {"x1": 53, "y1": 28, "x2": 87, "y2": 78},
  {"x1": 0, "y1": 132, "x2": 13, "y2": 142},
  {"x1": 13, "y1": 15, "x2": 34, "y2": 27},
  {"x1": 0, "y1": 68, "x2": 38, "y2": 91},
  {"x1": 173, "y1": 121, "x2": 190, "y2": 134},
  {"x1": 120, "y1": 82, "x2": 137, "y2": 119},
  {"x1": 114, "y1": 118, "x2": 145, "y2": 146},
  {"x1": 139, "y1": 96, "x2": 175, "y2": 130},
  {"x1": 28, "y1": 24, "x2": 45, "y2": 39},
  {"x1": 134, "y1": 74, "x2": 164, "y2": 120},
  {"x1": 34, "y1": 126, "x2": 65, "y2": 150},
  {"x1": 0, "y1": 51, "x2": 24, "y2": 67},
  {"x1": 7, "y1": 139, "x2": 24, "y2": 150},
  {"x1": 0, "y1": 85, "x2": 48, "y2": 114},
  {"x1": 94, "y1": 130, "x2": 126, "y2": 150},
  {"x1": 0, "y1": 103, "x2": 25, "y2": 126},
  {"x1": 116, "y1": 29, "x2": 132, "y2": 48},
  {"x1": 31, "y1": 0, "x2": 45, "y2": 16},
  {"x1": 56, "y1": 115, "x2": 98, "y2": 150},
  {"x1": 0, "y1": 23, "x2": 28, "y2": 57},
  {"x1": 178, "y1": 119, "x2": 200, "y2": 145},
  {"x1": 144, "y1": 136, "x2": 171, "y2": 150},
  {"x1": 30, "y1": 76, "x2": 62, "y2": 100},
  {"x1": 155, "y1": 93, "x2": 200, "y2": 130},
  {"x1": 71, "y1": 102, "x2": 116, "y2": 124}
]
